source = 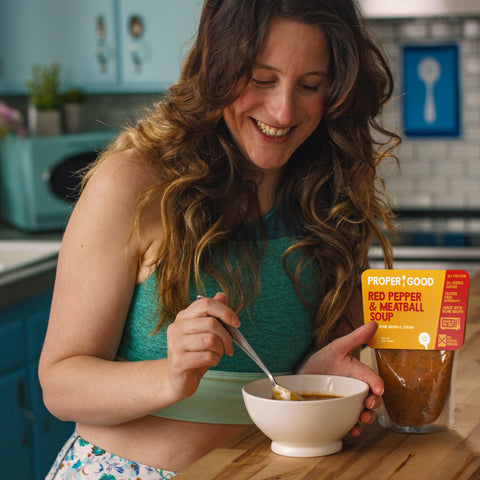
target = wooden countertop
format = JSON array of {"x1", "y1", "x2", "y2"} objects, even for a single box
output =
[{"x1": 177, "y1": 271, "x2": 480, "y2": 480}]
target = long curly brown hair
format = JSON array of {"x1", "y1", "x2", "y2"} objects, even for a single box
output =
[{"x1": 88, "y1": 0, "x2": 400, "y2": 346}]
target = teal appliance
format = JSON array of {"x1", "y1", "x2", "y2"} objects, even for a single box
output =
[{"x1": 0, "y1": 131, "x2": 116, "y2": 231}]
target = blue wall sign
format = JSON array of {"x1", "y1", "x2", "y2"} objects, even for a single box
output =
[{"x1": 402, "y1": 44, "x2": 460, "y2": 138}]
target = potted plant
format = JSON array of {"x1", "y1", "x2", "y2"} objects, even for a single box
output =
[
  {"x1": 26, "y1": 63, "x2": 62, "y2": 136},
  {"x1": 62, "y1": 87, "x2": 88, "y2": 133}
]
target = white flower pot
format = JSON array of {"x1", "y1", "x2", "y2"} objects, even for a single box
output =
[{"x1": 28, "y1": 106, "x2": 62, "y2": 136}]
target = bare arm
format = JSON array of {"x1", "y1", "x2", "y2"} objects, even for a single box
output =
[{"x1": 38, "y1": 151, "x2": 238, "y2": 426}]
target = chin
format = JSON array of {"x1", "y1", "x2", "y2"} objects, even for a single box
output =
[{"x1": 246, "y1": 152, "x2": 292, "y2": 171}]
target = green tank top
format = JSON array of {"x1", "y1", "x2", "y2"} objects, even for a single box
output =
[{"x1": 117, "y1": 209, "x2": 321, "y2": 423}]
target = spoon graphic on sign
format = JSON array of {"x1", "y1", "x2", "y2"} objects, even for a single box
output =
[
  {"x1": 419, "y1": 332, "x2": 431, "y2": 350},
  {"x1": 418, "y1": 57, "x2": 441, "y2": 124}
]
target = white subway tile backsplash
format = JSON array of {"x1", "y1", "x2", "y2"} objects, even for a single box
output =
[
  {"x1": 466, "y1": 196, "x2": 480, "y2": 208},
  {"x1": 465, "y1": 159, "x2": 480, "y2": 176},
  {"x1": 451, "y1": 179, "x2": 480, "y2": 194},
  {"x1": 401, "y1": 161, "x2": 431, "y2": 178},
  {"x1": 444, "y1": 217, "x2": 468, "y2": 230},
  {"x1": 432, "y1": 193, "x2": 466, "y2": 208},
  {"x1": 463, "y1": 20, "x2": 480, "y2": 39},
  {"x1": 431, "y1": 22, "x2": 456, "y2": 38},
  {"x1": 399, "y1": 193, "x2": 434, "y2": 208},
  {"x1": 467, "y1": 219, "x2": 480, "y2": 233},
  {"x1": 407, "y1": 142, "x2": 450, "y2": 160},
  {"x1": 463, "y1": 110, "x2": 480, "y2": 125},
  {"x1": 463, "y1": 126, "x2": 480, "y2": 141},
  {"x1": 400, "y1": 21, "x2": 429, "y2": 38},
  {"x1": 450, "y1": 144, "x2": 480, "y2": 158},
  {"x1": 370, "y1": 16, "x2": 480, "y2": 213},
  {"x1": 417, "y1": 178, "x2": 449, "y2": 195},
  {"x1": 432, "y1": 159, "x2": 464, "y2": 177}
]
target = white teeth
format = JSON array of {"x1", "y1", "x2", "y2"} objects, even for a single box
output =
[{"x1": 256, "y1": 120, "x2": 291, "y2": 138}]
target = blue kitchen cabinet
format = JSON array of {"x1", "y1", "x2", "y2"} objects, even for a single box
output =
[
  {"x1": 117, "y1": 0, "x2": 200, "y2": 91},
  {"x1": 0, "y1": 369, "x2": 33, "y2": 480},
  {"x1": 46, "y1": 0, "x2": 119, "y2": 91},
  {"x1": 0, "y1": 0, "x2": 117, "y2": 93},
  {"x1": 0, "y1": 290, "x2": 74, "y2": 480},
  {"x1": 0, "y1": 0, "x2": 201, "y2": 94}
]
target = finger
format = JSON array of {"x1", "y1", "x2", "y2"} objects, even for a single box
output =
[
  {"x1": 179, "y1": 317, "x2": 235, "y2": 357},
  {"x1": 186, "y1": 330, "x2": 230, "y2": 357},
  {"x1": 195, "y1": 296, "x2": 240, "y2": 328},
  {"x1": 365, "y1": 393, "x2": 382, "y2": 410},
  {"x1": 349, "y1": 424, "x2": 362, "y2": 437},
  {"x1": 360, "y1": 409, "x2": 377, "y2": 425},
  {"x1": 332, "y1": 321, "x2": 378, "y2": 356},
  {"x1": 213, "y1": 292, "x2": 227, "y2": 304},
  {"x1": 351, "y1": 361, "x2": 384, "y2": 397},
  {"x1": 349, "y1": 408, "x2": 378, "y2": 437}
]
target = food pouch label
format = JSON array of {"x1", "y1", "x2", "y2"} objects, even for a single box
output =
[{"x1": 361, "y1": 269, "x2": 469, "y2": 350}]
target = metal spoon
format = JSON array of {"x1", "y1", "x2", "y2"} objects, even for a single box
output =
[{"x1": 197, "y1": 295, "x2": 304, "y2": 401}]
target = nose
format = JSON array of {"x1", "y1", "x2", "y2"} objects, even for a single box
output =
[{"x1": 266, "y1": 85, "x2": 296, "y2": 126}]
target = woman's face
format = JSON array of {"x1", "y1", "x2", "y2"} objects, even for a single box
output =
[{"x1": 223, "y1": 19, "x2": 330, "y2": 174}]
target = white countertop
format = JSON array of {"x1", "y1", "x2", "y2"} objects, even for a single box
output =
[{"x1": 0, "y1": 240, "x2": 61, "y2": 287}]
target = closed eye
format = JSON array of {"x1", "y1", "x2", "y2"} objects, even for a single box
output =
[
  {"x1": 299, "y1": 84, "x2": 320, "y2": 91},
  {"x1": 251, "y1": 78, "x2": 275, "y2": 87}
]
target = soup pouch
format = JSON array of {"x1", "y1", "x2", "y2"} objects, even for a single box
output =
[{"x1": 361, "y1": 269, "x2": 469, "y2": 433}]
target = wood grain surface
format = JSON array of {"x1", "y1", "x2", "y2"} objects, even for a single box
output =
[{"x1": 177, "y1": 271, "x2": 480, "y2": 480}]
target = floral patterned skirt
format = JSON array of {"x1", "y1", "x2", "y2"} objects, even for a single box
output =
[{"x1": 46, "y1": 431, "x2": 177, "y2": 479}]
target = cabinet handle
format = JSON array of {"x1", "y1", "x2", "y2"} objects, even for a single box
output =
[
  {"x1": 18, "y1": 378, "x2": 35, "y2": 446},
  {"x1": 128, "y1": 15, "x2": 144, "y2": 73},
  {"x1": 95, "y1": 15, "x2": 108, "y2": 73}
]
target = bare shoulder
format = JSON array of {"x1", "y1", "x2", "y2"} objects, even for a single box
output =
[
  {"x1": 61, "y1": 148, "x2": 164, "y2": 284},
  {"x1": 80, "y1": 148, "x2": 164, "y2": 243},
  {"x1": 84, "y1": 148, "x2": 161, "y2": 207}
]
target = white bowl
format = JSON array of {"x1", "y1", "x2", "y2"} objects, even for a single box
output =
[{"x1": 242, "y1": 374, "x2": 369, "y2": 457}]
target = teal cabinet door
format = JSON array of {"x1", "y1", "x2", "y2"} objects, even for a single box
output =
[
  {"x1": 0, "y1": 312, "x2": 31, "y2": 479},
  {"x1": 118, "y1": 0, "x2": 201, "y2": 91},
  {"x1": 0, "y1": 0, "x2": 59, "y2": 93},
  {"x1": 50, "y1": 0, "x2": 118, "y2": 91},
  {"x1": 0, "y1": 0, "x2": 201, "y2": 94},
  {"x1": 0, "y1": 370, "x2": 34, "y2": 480},
  {"x1": 0, "y1": 289, "x2": 74, "y2": 479},
  {"x1": 26, "y1": 294, "x2": 75, "y2": 479},
  {"x1": 0, "y1": 0, "x2": 117, "y2": 94}
]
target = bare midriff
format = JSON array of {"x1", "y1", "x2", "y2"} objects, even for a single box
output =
[
  {"x1": 77, "y1": 416, "x2": 247, "y2": 472},
  {"x1": 375, "y1": 349, "x2": 454, "y2": 427}
]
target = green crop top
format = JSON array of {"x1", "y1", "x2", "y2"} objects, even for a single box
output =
[{"x1": 117, "y1": 209, "x2": 322, "y2": 424}]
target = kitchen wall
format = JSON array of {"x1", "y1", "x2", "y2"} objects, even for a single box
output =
[
  {"x1": 369, "y1": 16, "x2": 480, "y2": 245},
  {"x1": 5, "y1": 14, "x2": 480, "y2": 241},
  {"x1": 366, "y1": 16, "x2": 480, "y2": 238}
]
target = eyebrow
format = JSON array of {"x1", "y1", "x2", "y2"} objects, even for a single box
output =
[{"x1": 253, "y1": 62, "x2": 328, "y2": 77}]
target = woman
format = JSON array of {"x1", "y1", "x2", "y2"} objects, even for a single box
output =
[{"x1": 40, "y1": 0, "x2": 399, "y2": 478}]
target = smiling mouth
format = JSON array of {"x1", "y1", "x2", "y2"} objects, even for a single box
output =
[{"x1": 255, "y1": 119, "x2": 292, "y2": 138}]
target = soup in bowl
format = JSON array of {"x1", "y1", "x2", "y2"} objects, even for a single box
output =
[{"x1": 242, "y1": 374, "x2": 369, "y2": 457}]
